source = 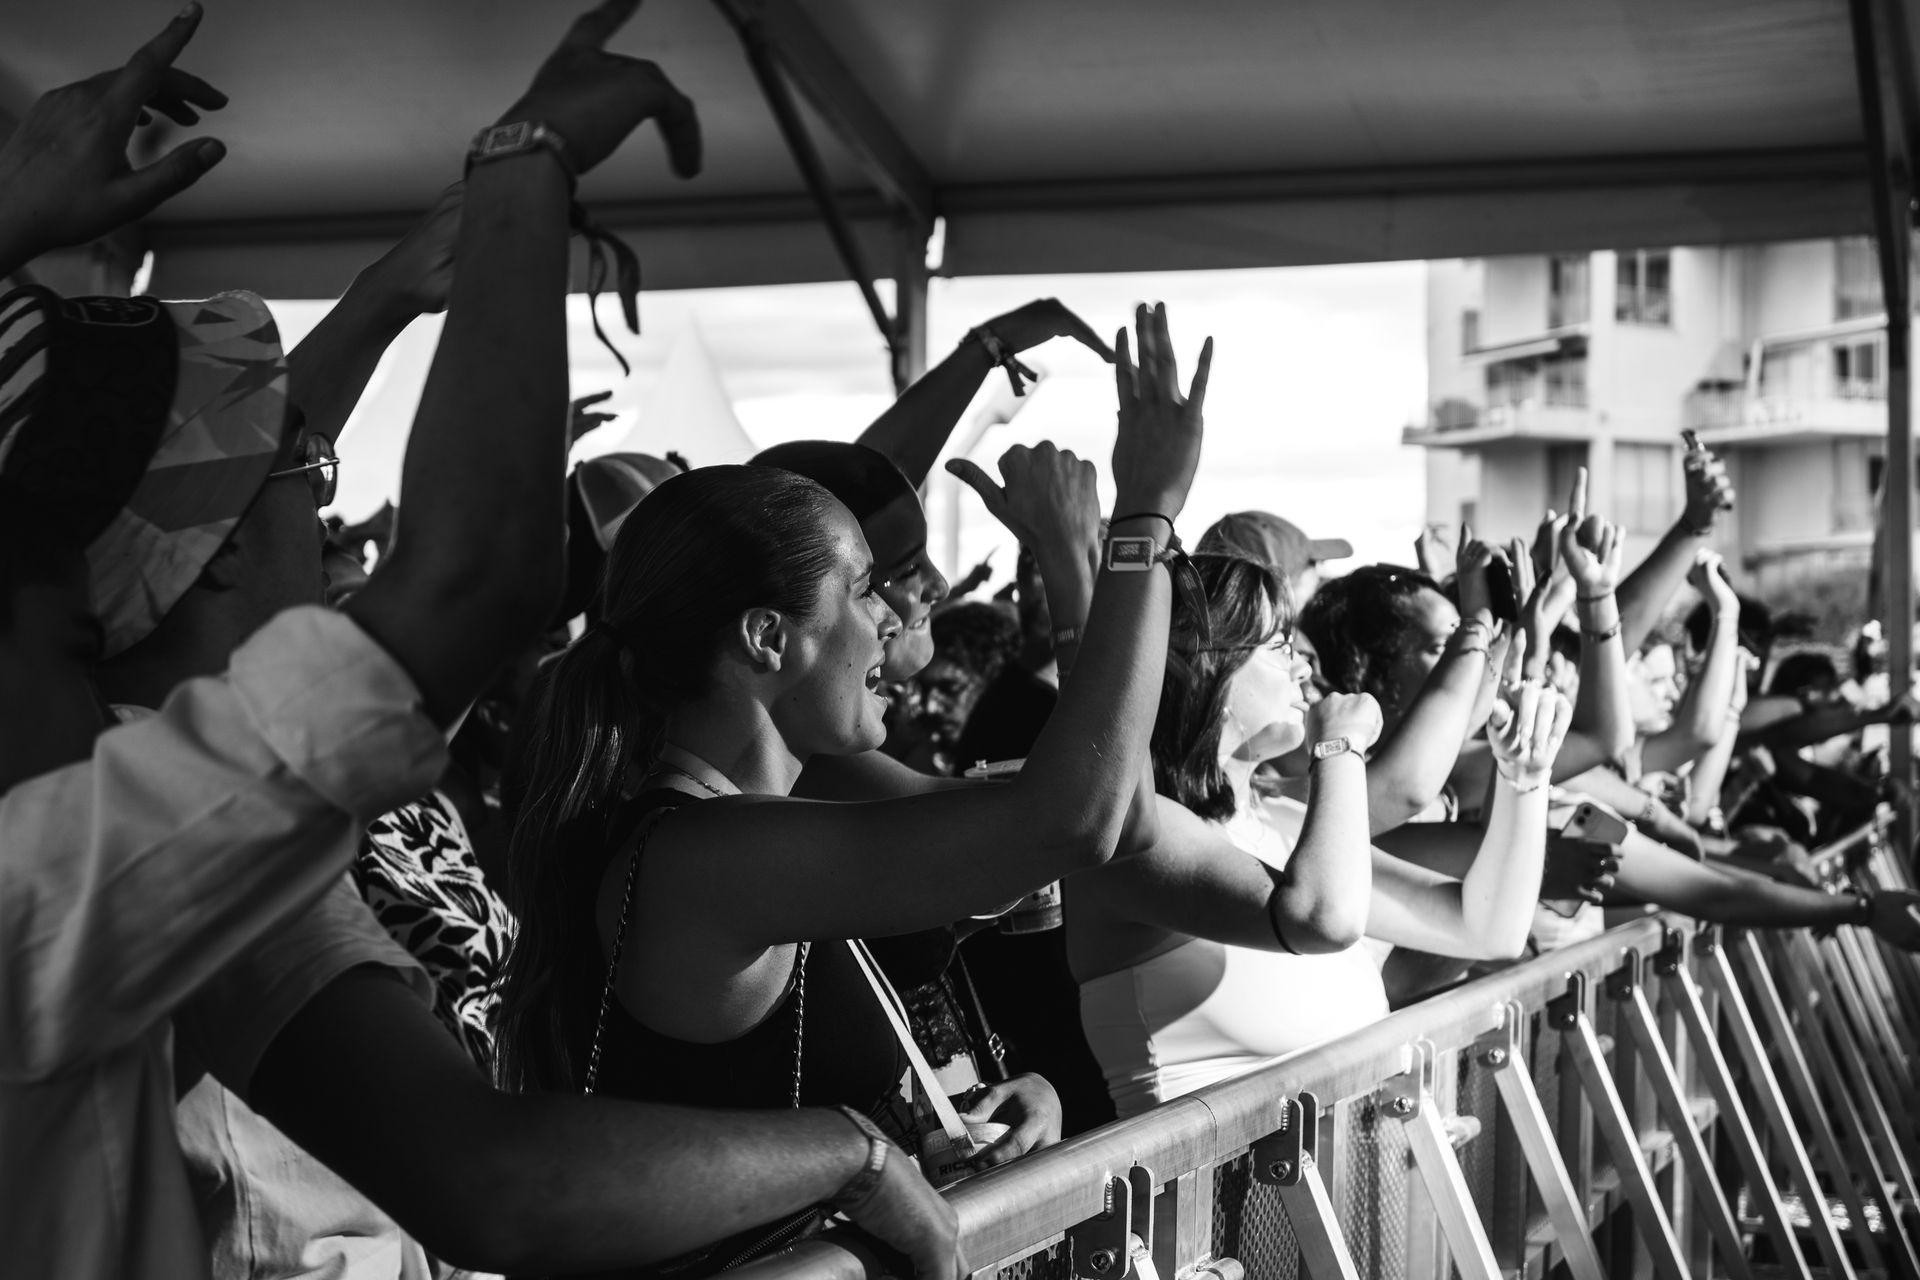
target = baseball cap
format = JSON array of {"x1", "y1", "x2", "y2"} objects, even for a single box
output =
[
  {"x1": 574, "y1": 451, "x2": 687, "y2": 551},
  {"x1": 80, "y1": 291, "x2": 289, "y2": 657},
  {"x1": 1199, "y1": 511, "x2": 1352, "y2": 582}
]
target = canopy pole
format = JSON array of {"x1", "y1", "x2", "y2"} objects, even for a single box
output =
[{"x1": 1850, "y1": 0, "x2": 1916, "y2": 861}]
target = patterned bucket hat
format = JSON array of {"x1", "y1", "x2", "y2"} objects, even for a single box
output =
[
  {"x1": 80, "y1": 292, "x2": 286, "y2": 656},
  {"x1": 0, "y1": 287, "x2": 180, "y2": 550}
]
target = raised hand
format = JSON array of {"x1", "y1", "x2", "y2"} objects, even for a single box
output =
[
  {"x1": 1306, "y1": 691, "x2": 1384, "y2": 756},
  {"x1": 1687, "y1": 549, "x2": 1739, "y2": 615},
  {"x1": 1487, "y1": 633, "x2": 1575, "y2": 790},
  {"x1": 360, "y1": 184, "x2": 464, "y2": 316},
  {"x1": 1509, "y1": 536, "x2": 1575, "y2": 681},
  {"x1": 948, "y1": 442, "x2": 1102, "y2": 564},
  {"x1": 1109, "y1": 303, "x2": 1211, "y2": 523},
  {"x1": 1557, "y1": 468, "x2": 1625, "y2": 595},
  {"x1": 498, "y1": 0, "x2": 702, "y2": 179},
  {"x1": 1454, "y1": 529, "x2": 1496, "y2": 621},
  {"x1": 983, "y1": 298, "x2": 1116, "y2": 362},
  {"x1": 1682, "y1": 442, "x2": 1736, "y2": 532},
  {"x1": 569, "y1": 390, "x2": 619, "y2": 446},
  {"x1": 0, "y1": 3, "x2": 228, "y2": 268},
  {"x1": 1415, "y1": 523, "x2": 1458, "y2": 580}
]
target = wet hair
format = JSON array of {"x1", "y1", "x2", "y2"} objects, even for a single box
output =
[
  {"x1": 1152, "y1": 554, "x2": 1291, "y2": 822},
  {"x1": 493, "y1": 465, "x2": 845, "y2": 1093},
  {"x1": 1296, "y1": 565, "x2": 1445, "y2": 719},
  {"x1": 752, "y1": 441, "x2": 916, "y2": 526}
]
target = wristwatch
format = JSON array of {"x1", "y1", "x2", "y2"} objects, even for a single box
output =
[
  {"x1": 1105, "y1": 533, "x2": 1181, "y2": 573},
  {"x1": 1311, "y1": 737, "x2": 1356, "y2": 762},
  {"x1": 467, "y1": 121, "x2": 576, "y2": 183}
]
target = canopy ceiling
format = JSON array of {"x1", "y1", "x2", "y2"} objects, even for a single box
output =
[{"x1": 2, "y1": 0, "x2": 1907, "y2": 297}]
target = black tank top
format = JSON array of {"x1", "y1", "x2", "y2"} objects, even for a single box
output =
[{"x1": 586, "y1": 789, "x2": 909, "y2": 1127}]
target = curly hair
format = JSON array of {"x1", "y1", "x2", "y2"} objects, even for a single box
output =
[
  {"x1": 1295, "y1": 566, "x2": 1443, "y2": 720},
  {"x1": 1151, "y1": 553, "x2": 1291, "y2": 822}
]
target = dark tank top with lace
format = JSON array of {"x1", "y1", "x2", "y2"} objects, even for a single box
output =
[{"x1": 563, "y1": 789, "x2": 912, "y2": 1278}]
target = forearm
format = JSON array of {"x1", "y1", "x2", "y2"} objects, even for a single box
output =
[
  {"x1": 1571, "y1": 591, "x2": 1632, "y2": 758},
  {"x1": 285, "y1": 274, "x2": 415, "y2": 444},
  {"x1": 253, "y1": 968, "x2": 875, "y2": 1275},
  {"x1": 1456, "y1": 779, "x2": 1550, "y2": 957},
  {"x1": 345, "y1": 156, "x2": 570, "y2": 722},
  {"x1": 857, "y1": 339, "x2": 997, "y2": 486},
  {"x1": 1367, "y1": 623, "x2": 1489, "y2": 832},
  {"x1": 1611, "y1": 839, "x2": 1863, "y2": 928},
  {"x1": 1617, "y1": 522, "x2": 1704, "y2": 653},
  {"x1": 1275, "y1": 754, "x2": 1373, "y2": 950},
  {"x1": 1563, "y1": 766, "x2": 1699, "y2": 854},
  {"x1": 1685, "y1": 721, "x2": 1740, "y2": 824}
]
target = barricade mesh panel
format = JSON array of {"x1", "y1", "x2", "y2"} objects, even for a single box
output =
[
  {"x1": 1211, "y1": 1151, "x2": 1301, "y2": 1280},
  {"x1": 1454, "y1": 1049, "x2": 1499, "y2": 1236},
  {"x1": 994, "y1": 1238, "x2": 1070, "y2": 1280},
  {"x1": 1341, "y1": 1098, "x2": 1413, "y2": 1280}
]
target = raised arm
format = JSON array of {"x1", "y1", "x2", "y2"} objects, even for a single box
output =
[
  {"x1": 1617, "y1": 441, "x2": 1735, "y2": 653},
  {"x1": 1365, "y1": 635, "x2": 1573, "y2": 959},
  {"x1": 659, "y1": 305, "x2": 1208, "y2": 944},
  {"x1": 285, "y1": 185, "x2": 462, "y2": 447},
  {"x1": 0, "y1": 6, "x2": 227, "y2": 279},
  {"x1": 252, "y1": 965, "x2": 963, "y2": 1279},
  {"x1": 1559, "y1": 765, "x2": 1704, "y2": 858},
  {"x1": 1558, "y1": 471, "x2": 1634, "y2": 761},
  {"x1": 1364, "y1": 539, "x2": 1495, "y2": 831},
  {"x1": 1073, "y1": 694, "x2": 1381, "y2": 955},
  {"x1": 1642, "y1": 552, "x2": 1739, "y2": 773},
  {"x1": 342, "y1": 0, "x2": 700, "y2": 727},
  {"x1": 858, "y1": 299, "x2": 1113, "y2": 486}
]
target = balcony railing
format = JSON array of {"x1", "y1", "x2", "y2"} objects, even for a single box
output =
[{"x1": 1683, "y1": 388, "x2": 1888, "y2": 440}]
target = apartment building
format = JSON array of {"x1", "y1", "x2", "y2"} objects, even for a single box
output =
[{"x1": 1406, "y1": 241, "x2": 1898, "y2": 601}]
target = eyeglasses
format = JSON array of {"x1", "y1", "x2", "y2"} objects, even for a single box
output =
[{"x1": 268, "y1": 432, "x2": 339, "y2": 509}]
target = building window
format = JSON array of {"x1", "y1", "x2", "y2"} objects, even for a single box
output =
[
  {"x1": 1461, "y1": 309, "x2": 1480, "y2": 354},
  {"x1": 1548, "y1": 255, "x2": 1589, "y2": 329},
  {"x1": 1616, "y1": 250, "x2": 1672, "y2": 324},
  {"x1": 1834, "y1": 335, "x2": 1885, "y2": 399},
  {"x1": 1615, "y1": 442, "x2": 1680, "y2": 534},
  {"x1": 1837, "y1": 238, "x2": 1882, "y2": 320}
]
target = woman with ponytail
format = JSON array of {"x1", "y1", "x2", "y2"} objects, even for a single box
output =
[{"x1": 493, "y1": 306, "x2": 1208, "y2": 1270}]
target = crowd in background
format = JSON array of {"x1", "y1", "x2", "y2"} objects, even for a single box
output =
[{"x1": 5, "y1": 5, "x2": 1920, "y2": 1280}]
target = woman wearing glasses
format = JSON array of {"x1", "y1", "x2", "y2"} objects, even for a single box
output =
[{"x1": 1064, "y1": 553, "x2": 1571, "y2": 1118}]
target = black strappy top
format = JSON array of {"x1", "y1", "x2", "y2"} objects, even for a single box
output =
[{"x1": 583, "y1": 788, "x2": 909, "y2": 1129}]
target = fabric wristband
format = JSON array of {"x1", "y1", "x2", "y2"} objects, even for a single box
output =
[{"x1": 826, "y1": 1106, "x2": 891, "y2": 1211}]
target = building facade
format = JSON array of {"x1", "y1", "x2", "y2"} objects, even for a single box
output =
[{"x1": 1407, "y1": 241, "x2": 1899, "y2": 602}]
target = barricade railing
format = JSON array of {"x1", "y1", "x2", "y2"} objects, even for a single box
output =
[{"x1": 739, "y1": 815, "x2": 1919, "y2": 1280}]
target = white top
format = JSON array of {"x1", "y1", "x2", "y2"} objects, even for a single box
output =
[
  {"x1": 1078, "y1": 796, "x2": 1389, "y2": 1119},
  {"x1": 0, "y1": 606, "x2": 447, "y2": 1280}
]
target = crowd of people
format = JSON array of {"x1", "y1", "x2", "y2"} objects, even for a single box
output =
[{"x1": 5, "y1": 5, "x2": 1920, "y2": 1279}]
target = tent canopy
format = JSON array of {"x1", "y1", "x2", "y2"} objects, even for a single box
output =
[{"x1": 2, "y1": 0, "x2": 1899, "y2": 299}]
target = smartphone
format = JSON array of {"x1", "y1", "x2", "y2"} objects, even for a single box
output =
[
  {"x1": 1485, "y1": 558, "x2": 1519, "y2": 623},
  {"x1": 1681, "y1": 428, "x2": 1703, "y2": 453},
  {"x1": 1560, "y1": 801, "x2": 1630, "y2": 847}
]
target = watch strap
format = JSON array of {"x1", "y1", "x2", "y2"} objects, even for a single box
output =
[{"x1": 467, "y1": 121, "x2": 577, "y2": 187}]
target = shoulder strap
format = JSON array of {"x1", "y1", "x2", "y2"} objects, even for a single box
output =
[
  {"x1": 846, "y1": 939, "x2": 972, "y2": 1151},
  {"x1": 583, "y1": 807, "x2": 669, "y2": 1095}
]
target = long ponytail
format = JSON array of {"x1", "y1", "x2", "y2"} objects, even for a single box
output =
[{"x1": 493, "y1": 465, "x2": 844, "y2": 1092}]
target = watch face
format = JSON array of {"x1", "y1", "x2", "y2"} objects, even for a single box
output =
[
  {"x1": 1107, "y1": 536, "x2": 1156, "y2": 570},
  {"x1": 1313, "y1": 737, "x2": 1350, "y2": 760},
  {"x1": 481, "y1": 122, "x2": 531, "y2": 154}
]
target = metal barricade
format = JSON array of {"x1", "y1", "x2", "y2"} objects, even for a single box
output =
[{"x1": 737, "y1": 817, "x2": 1920, "y2": 1280}]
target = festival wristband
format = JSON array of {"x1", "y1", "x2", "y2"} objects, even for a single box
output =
[{"x1": 826, "y1": 1106, "x2": 891, "y2": 1211}]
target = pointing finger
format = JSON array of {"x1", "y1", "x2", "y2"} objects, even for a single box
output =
[
  {"x1": 112, "y1": 2, "x2": 207, "y2": 116},
  {"x1": 1187, "y1": 336, "x2": 1214, "y2": 411},
  {"x1": 946, "y1": 458, "x2": 1016, "y2": 531},
  {"x1": 1569, "y1": 465, "x2": 1588, "y2": 521}
]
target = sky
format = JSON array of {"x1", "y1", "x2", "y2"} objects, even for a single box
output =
[{"x1": 269, "y1": 260, "x2": 1430, "y2": 593}]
